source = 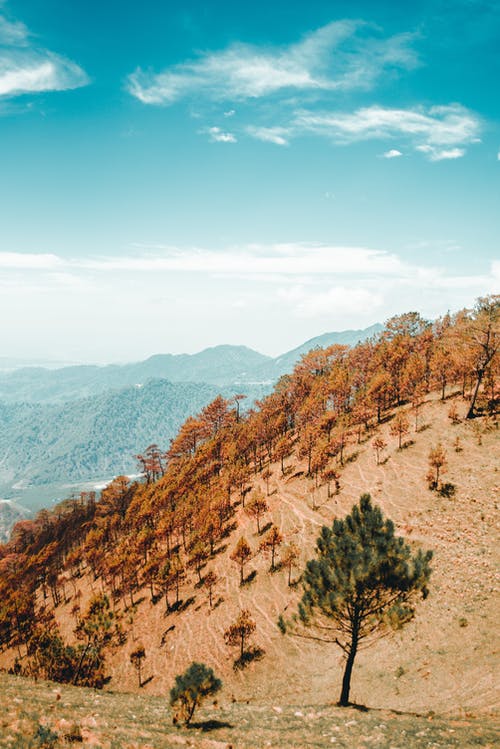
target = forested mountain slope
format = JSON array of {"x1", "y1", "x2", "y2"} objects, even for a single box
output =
[
  {"x1": 0, "y1": 379, "x2": 264, "y2": 486},
  {"x1": 0, "y1": 297, "x2": 497, "y2": 723}
]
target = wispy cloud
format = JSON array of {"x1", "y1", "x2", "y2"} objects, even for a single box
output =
[
  {"x1": 127, "y1": 21, "x2": 419, "y2": 105},
  {"x1": 243, "y1": 103, "x2": 481, "y2": 159},
  {"x1": 0, "y1": 9, "x2": 88, "y2": 100},
  {"x1": 292, "y1": 104, "x2": 480, "y2": 148},
  {"x1": 245, "y1": 125, "x2": 291, "y2": 146}
]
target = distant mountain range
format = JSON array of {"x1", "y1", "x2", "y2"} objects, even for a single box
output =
[
  {"x1": 0, "y1": 324, "x2": 382, "y2": 522},
  {"x1": 0, "y1": 324, "x2": 382, "y2": 404}
]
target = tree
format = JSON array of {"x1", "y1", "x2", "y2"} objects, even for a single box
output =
[
  {"x1": 245, "y1": 491, "x2": 268, "y2": 534},
  {"x1": 389, "y1": 412, "x2": 409, "y2": 449},
  {"x1": 203, "y1": 570, "x2": 218, "y2": 608},
  {"x1": 169, "y1": 662, "x2": 222, "y2": 726},
  {"x1": 281, "y1": 542, "x2": 300, "y2": 586},
  {"x1": 130, "y1": 644, "x2": 146, "y2": 687},
  {"x1": 224, "y1": 609, "x2": 256, "y2": 661},
  {"x1": 259, "y1": 525, "x2": 283, "y2": 570},
  {"x1": 372, "y1": 436, "x2": 387, "y2": 465},
  {"x1": 230, "y1": 537, "x2": 252, "y2": 585},
  {"x1": 460, "y1": 295, "x2": 499, "y2": 418},
  {"x1": 279, "y1": 494, "x2": 432, "y2": 706},
  {"x1": 427, "y1": 443, "x2": 447, "y2": 489}
]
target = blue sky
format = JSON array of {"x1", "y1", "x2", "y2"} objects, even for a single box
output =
[{"x1": 0, "y1": 0, "x2": 498, "y2": 362}]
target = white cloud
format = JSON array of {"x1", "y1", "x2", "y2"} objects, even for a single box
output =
[
  {"x1": 1, "y1": 247, "x2": 496, "y2": 361},
  {"x1": 0, "y1": 12, "x2": 89, "y2": 100},
  {"x1": 497, "y1": 150, "x2": 500, "y2": 160},
  {"x1": 78, "y1": 243, "x2": 405, "y2": 276},
  {"x1": 246, "y1": 125, "x2": 290, "y2": 146},
  {"x1": 206, "y1": 126, "x2": 237, "y2": 143},
  {"x1": 383, "y1": 148, "x2": 403, "y2": 158},
  {"x1": 416, "y1": 144, "x2": 465, "y2": 161},
  {"x1": 289, "y1": 104, "x2": 480, "y2": 158},
  {"x1": 127, "y1": 21, "x2": 419, "y2": 105},
  {"x1": 278, "y1": 285, "x2": 383, "y2": 318},
  {"x1": 0, "y1": 251, "x2": 63, "y2": 269}
]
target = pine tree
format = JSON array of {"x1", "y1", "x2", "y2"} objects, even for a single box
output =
[{"x1": 279, "y1": 494, "x2": 432, "y2": 706}]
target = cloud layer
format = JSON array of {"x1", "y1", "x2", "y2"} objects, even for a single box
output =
[{"x1": 1, "y1": 245, "x2": 496, "y2": 360}]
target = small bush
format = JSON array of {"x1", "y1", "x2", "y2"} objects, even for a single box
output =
[
  {"x1": 33, "y1": 724, "x2": 59, "y2": 748},
  {"x1": 439, "y1": 482, "x2": 456, "y2": 498},
  {"x1": 170, "y1": 662, "x2": 222, "y2": 726}
]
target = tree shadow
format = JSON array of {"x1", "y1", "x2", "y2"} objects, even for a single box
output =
[
  {"x1": 212, "y1": 543, "x2": 228, "y2": 557},
  {"x1": 189, "y1": 719, "x2": 233, "y2": 731},
  {"x1": 170, "y1": 597, "x2": 196, "y2": 614},
  {"x1": 287, "y1": 470, "x2": 304, "y2": 482},
  {"x1": 233, "y1": 646, "x2": 265, "y2": 671},
  {"x1": 141, "y1": 675, "x2": 154, "y2": 687},
  {"x1": 160, "y1": 625, "x2": 175, "y2": 645},
  {"x1": 241, "y1": 570, "x2": 257, "y2": 586},
  {"x1": 258, "y1": 521, "x2": 273, "y2": 536},
  {"x1": 401, "y1": 439, "x2": 415, "y2": 449},
  {"x1": 222, "y1": 521, "x2": 237, "y2": 539},
  {"x1": 416, "y1": 423, "x2": 431, "y2": 433},
  {"x1": 213, "y1": 596, "x2": 224, "y2": 609},
  {"x1": 344, "y1": 451, "x2": 360, "y2": 464}
]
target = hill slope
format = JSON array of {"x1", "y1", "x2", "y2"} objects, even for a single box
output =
[
  {"x1": 2, "y1": 395, "x2": 497, "y2": 717},
  {"x1": 1, "y1": 671, "x2": 498, "y2": 748}
]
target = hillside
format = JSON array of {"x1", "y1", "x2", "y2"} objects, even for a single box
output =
[
  {"x1": 14, "y1": 394, "x2": 496, "y2": 713},
  {"x1": 0, "y1": 379, "x2": 265, "y2": 489},
  {"x1": 1, "y1": 671, "x2": 498, "y2": 748},
  {"x1": 0, "y1": 299, "x2": 498, "y2": 741}
]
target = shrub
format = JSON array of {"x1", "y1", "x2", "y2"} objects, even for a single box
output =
[{"x1": 170, "y1": 662, "x2": 222, "y2": 726}]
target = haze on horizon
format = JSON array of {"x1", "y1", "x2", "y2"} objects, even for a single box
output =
[{"x1": 0, "y1": 0, "x2": 498, "y2": 364}]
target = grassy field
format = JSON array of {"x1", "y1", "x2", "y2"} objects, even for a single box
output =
[{"x1": 1, "y1": 673, "x2": 499, "y2": 749}]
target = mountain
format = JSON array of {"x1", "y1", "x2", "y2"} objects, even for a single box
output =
[
  {"x1": 0, "y1": 345, "x2": 271, "y2": 403},
  {"x1": 244, "y1": 323, "x2": 384, "y2": 382},
  {"x1": 0, "y1": 379, "x2": 267, "y2": 491},
  {"x1": 0, "y1": 326, "x2": 381, "y2": 404}
]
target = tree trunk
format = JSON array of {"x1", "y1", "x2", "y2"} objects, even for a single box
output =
[
  {"x1": 339, "y1": 625, "x2": 359, "y2": 706},
  {"x1": 466, "y1": 369, "x2": 485, "y2": 419}
]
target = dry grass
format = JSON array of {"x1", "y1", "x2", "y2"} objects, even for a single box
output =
[{"x1": 0, "y1": 672, "x2": 499, "y2": 748}]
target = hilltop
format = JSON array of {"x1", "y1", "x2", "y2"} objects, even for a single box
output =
[{"x1": 0, "y1": 298, "x2": 498, "y2": 746}]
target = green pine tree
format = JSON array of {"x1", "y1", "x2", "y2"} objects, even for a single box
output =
[{"x1": 279, "y1": 494, "x2": 432, "y2": 706}]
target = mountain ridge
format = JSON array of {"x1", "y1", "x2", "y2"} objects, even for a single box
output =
[{"x1": 0, "y1": 325, "x2": 382, "y2": 403}]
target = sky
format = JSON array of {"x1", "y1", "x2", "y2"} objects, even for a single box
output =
[{"x1": 0, "y1": 0, "x2": 498, "y2": 363}]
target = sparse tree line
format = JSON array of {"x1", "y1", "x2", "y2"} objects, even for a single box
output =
[{"x1": 0, "y1": 295, "x2": 497, "y2": 695}]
